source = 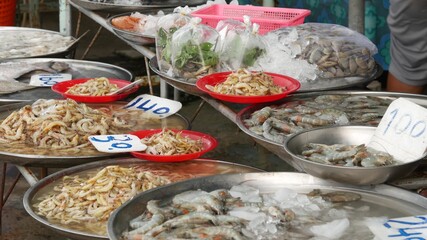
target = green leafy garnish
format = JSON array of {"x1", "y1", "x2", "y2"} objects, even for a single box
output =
[{"x1": 174, "y1": 41, "x2": 219, "y2": 69}]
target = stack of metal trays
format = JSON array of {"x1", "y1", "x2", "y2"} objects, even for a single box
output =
[{"x1": 70, "y1": 0, "x2": 207, "y2": 12}]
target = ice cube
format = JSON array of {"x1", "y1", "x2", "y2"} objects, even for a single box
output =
[{"x1": 310, "y1": 218, "x2": 350, "y2": 239}]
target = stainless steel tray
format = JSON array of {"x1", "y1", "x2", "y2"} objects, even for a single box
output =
[
  {"x1": 149, "y1": 57, "x2": 204, "y2": 96},
  {"x1": 0, "y1": 101, "x2": 189, "y2": 167},
  {"x1": 71, "y1": 0, "x2": 206, "y2": 12},
  {"x1": 0, "y1": 58, "x2": 133, "y2": 101},
  {"x1": 236, "y1": 91, "x2": 427, "y2": 170},
  {"x1": 150, "y1": 57, "x2": 384, "y2": 96},
  {"x1": 298, "y1": 64, "x2": 383, "y2": 92},
  {"x1": 108, "y1": 172, "x2": 427, "y2": 240},
  {"x1": 0, "y1": 27, "x2": 78, "y2": 60},
  {"x1": 107, "y1": 13, "x2": 155, "y2": 46},
  {"x1": 23, "y1": 158, "x2": 262, "y2": 240}
]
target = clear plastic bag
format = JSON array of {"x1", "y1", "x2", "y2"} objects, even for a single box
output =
[
  {"x1": 170, "y1": 17, "x2": 220, "y2": 82},
  {"x1": 260, "y1": 23, "x2": 378, "y2": 83},
  {"x1": 155, "y1": 12, "x2": 191, "y2": 73},
  {"x1": 216, "y1": 16, "x2": 267, "y2": 71}
]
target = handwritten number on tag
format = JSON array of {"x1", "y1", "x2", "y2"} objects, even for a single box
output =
[
  {"x1": 90, "y1": 135, "x2": 132, "y2": 142},
  {"x1": 125, "y1": 97, "x2": 170, "y2": 114},
  {"x1": 40, "y1": 76, "x2": 59, "y2": 86},
  {"x1": 383, "y1": 108, "x2": 426, "y2": 138},
  {"x1": 111, "y1": 142, "x2": 132, "y2": 149}
]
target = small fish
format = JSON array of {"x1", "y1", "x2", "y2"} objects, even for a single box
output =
[
  {"x1": 0, "y1": 61, "x2": 68, "y2": 80},
  {"x1": 0, "y1": 61, "x2": 69, "y2": 95}
]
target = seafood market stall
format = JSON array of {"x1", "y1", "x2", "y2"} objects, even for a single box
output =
[{"x1": 2, "y1": 2, "x2": 427, "y2": 239}]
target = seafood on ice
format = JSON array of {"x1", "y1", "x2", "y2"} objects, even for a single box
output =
[
  {"x1": 34, "y1": 165, "x2": 172, "y2": 235},
  {"x1": 0, "y1": 61, "x2": 70, "y2": 94},
  {"x1": 122, "y1": 185, "x2": 393, "y2": 240},
  {"x1": 300, "y1": 143, "x2": 397, "y2": 167},
  {"x1": 205, "y1": 68, "x2": 284, "y2": 96},
  {"x1": 0, "y1": 99, "x2": 158, "y2": 155},
  {"x1": 243, "y1": 94, "x2": 392, "y2": 143},
  {"x1": 0, "y1": 31, "x2": 75, "y2": 59},
  {"x1": 140, "y1": 129, "x2": 204, "y2": 155},
  {"x1": 65, "y1": 77, "x2": 119, "y2": 96}
]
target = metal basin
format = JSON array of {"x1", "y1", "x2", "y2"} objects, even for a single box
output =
[
  {"x1": 149, "y1": 57, "x2": 204, "y2": 96},
  {"x1": 24, "y1": 158, "x2": 261, "y2": 240},
  {"x1": 0, "y1": 101, "x2": 190, "y2": 167},
  {"x1": 236, "y1": 91, "x2": 427, "y2": 170},
  {"x1": 107, "y1": 12, "x2": 156, "y2": 46},
  {"x1": 284, "y1": 126, "x2": 424, "y2": 185},
  {"x1": 108, "y1": 172, "x2": 427, "y2": 240},
  {"x1": 0, "y1": 27, "x2": 78, "y2": 60},
  {"x1": 70, "y1": 0, "x2": 206, "y2": 12}
]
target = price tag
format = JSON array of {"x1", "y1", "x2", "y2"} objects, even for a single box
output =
[
  {"x1": 368, "y1": 215, "x2": 427, "y2": 240},
  {"x1": 123, "y1": 94, "x2": 182, "y2": 119},
  {"x1": 368, "y1": 98, "x2": 427, "y2": 162},
  {"x1": 88, "y1": 134, "x2": 147, "y2": 153},
  {"x1": 30, "y1": 73, "x2": 72, "y2": 87}
]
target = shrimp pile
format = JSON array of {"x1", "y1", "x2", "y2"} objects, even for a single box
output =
[
  {"x1": 141, "y1": 129, "x2": 204, "y2": 155},
  {"x1": 0, "y1": 99, "x2": 139, "y2": 154},
  {"x1": 65, "y1": 77, "x2": 119, "y2": 96},
  {"x1": 122, "y1": 185, "x2": 394, "y2": 240},
  {"x1": 301, "y1": 143, "x2": 396, "y2": 167},
  {"x1": 244, "y1": 94, "x2": 393, "y2": 143},
  {"x1": 34, "y1": 165, "x2": 171, "y2": 235},
  {"x1": 205, "y1": 69, "x2": 284, "y2": 96}
]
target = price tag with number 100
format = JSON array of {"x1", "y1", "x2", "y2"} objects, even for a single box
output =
[
  {"x1": 368, "y1": 98, "x2": 427, "y2": 162},
  {"x1": 89, "y1": 134, "x2": 147, "y2": 153}
]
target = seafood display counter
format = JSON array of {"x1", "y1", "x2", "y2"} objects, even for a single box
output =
[{"x1": 23, "y1": 158, "x2": 261, "y2": 240}]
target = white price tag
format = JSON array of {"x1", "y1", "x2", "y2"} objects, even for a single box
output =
[
  {"x1": 368, "y1": 98, "x2": 427, "y2": 162},
  {"x1": 123, "y1": 94, "x2": 182, "y2": 119},
  {"x1": 88, "y1": 134, "x2": 147, "y2": 153},
  {"x1": 368, "y1": 215, "x2": 427, "y2": 240},
  {"x1": 30, "y1": 74, "x2": 72, "y2": 87}
]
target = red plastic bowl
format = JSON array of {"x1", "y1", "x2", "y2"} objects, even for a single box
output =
[
  {"x1": 196, "y1": 71, "x2": 301, "y2": 104},
  {"x1": 130, "y1": 129, "x2": 218, "y2": 162},
  {"x1": 51, "y1": 78, "x2": 139, "y2": 103}
]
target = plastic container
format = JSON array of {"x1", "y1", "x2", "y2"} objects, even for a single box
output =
[
  {"x1": 0, "y1": 0, "x2": 16, "y2": 26},
  {"x1": 191, "y1": 4, "x2": 311, "y2": 35}
]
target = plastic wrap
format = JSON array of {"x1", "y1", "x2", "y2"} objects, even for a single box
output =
[
  {"x1": 259, "y1": 23, "x2": 378, "y2": 83},
  {"x1": 216, "y1": 16, "x2": 267, "y2": 71},
  {"x1": 155, "y1": 12, "x2": 191, "y2": 73},
  {"x1": 170, "y1": 17, "x2": 219, "y2": 83}
]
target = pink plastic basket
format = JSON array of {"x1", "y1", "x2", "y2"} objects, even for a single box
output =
[{"x1": 191, "y1": 4, "x2": 311, "y2": 35}]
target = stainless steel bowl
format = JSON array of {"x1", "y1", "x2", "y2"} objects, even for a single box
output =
[
  {"x1": 284, "y1": 125, "x2": 423, "y2": 185},
  {"x1": 107, "y1": 12, "x2": 156, "y2": 46}
]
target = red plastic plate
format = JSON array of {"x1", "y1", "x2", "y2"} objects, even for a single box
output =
[
  {"x1": 130, "y1": 129, "x2": 218, "y2": 162},
  {"x1": 196, "y1": 71, "x2": 301, "y2": 104},
  {"x1": 51, "y1": 78, "x2": 139, "y2": 103}
]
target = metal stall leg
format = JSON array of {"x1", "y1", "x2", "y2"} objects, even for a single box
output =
[
  {"x1": 0, "y1": 163, "x2": 5, "y2": 235},
  {"x1": 0, "y1": 164, "x2": 22, "y2": 235}
]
